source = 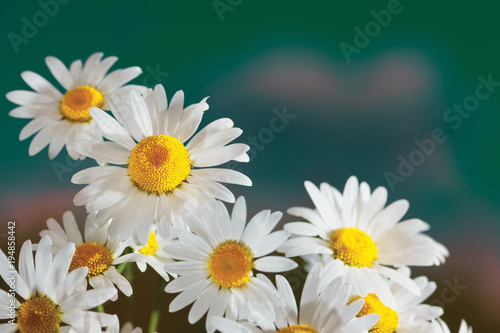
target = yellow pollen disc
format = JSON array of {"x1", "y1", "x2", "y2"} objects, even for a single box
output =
[
  {"x1": 139, "y1": 231, "x2": 158, "y2": 256},
  {"x1": 60, "y1": 85, "x2": 104, "y2": 122},
  {"x1": 329, "y1": 227, "x2": 377, "y2": 267},
  {"x1": 351, "y1": 293, "x2": 399, "y2": 333},
  {"x1": 128, "y1": 135, "x2": 192, "y2": 194},
  {"x1": 17, "y1": 297, "x2": 61, "y2": 333},
  {"x1": 207, "y1": 240, "x2": 254, "y2": 289},
  {"x1": 278, "y1": 325, "x2": 319, "y2": 333},
  {"x1": 70, "y1": 242, "x2": 113, "y2": 278}
]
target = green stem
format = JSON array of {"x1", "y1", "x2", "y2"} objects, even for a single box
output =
[
  {"x1": 148, "y1": 276, "x2": 165, "y2": 333},
  {"x1": 117, "y1": 262, "x2": 128, "y2": 274},
  {"x1": 125, "y1": 263, "x2": 134, "y2": 321},
  {"x1": 97, "y1": 304, "x2": 105, "y2": 313}
]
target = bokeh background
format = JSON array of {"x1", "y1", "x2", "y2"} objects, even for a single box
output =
[{"x1": 1, "y1": 0, "x2": 500, "y2": 332}]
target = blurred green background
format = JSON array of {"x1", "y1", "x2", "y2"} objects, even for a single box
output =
[{"x1": 1, "y1": 0, "x2": 500, "y2": 332}]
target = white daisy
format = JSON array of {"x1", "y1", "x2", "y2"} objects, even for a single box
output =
[
  {"x1": 351, "y1": 267, "x2": 443, "y2": 333},
  {"x1": 208, "y1": 262, "x2": 379, "y2": 333},
  {"x1": 70, "y1": 84, "x2": 251, "y2": 244},
  {"x1": 433, "y1": 319, "x2": 472, "y2": 333},
  {"x1": 128, "y1": 224, "x2": 177, "y2": 282},
  {"x1": 39, "y1": 211, "x2": 144, "y2": 301},
  {"x1": 164, "y1": 197, "x2": 298, "y2": 332},
  {"x1": 6, "y1": 52, "x2": 144, "y2": 159},
  {"x1": 0, "y1": 235, "x2": 117, "y2": 333},
  {"x1": 280, "y1": 176, "x2": 448, "y2": 304}
]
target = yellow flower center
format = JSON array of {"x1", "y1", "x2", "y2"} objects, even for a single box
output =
[
  {"x1": 207, "y1": 240, "x2": 254, "y2": 289},
  {"x1": 17, "y1": 297, "x2": 61, "y2": 333},
  {"x1": 278, "y1": 325, "x2": 319, "y2": 333},
  {"x1": 139, "y1": 231, "x2": 159, "y2": 256},
  {"x1": 60, "y1": 85, "x2": 104, "y2": 122},
  {"x1": 329, "y1": 227, "x2": 377, "y2": 267},
  {"x1": 128, "y1": 135, "x2": 192, "y2": 194},
  {"x1": 70, "y1": 242, "x2": 113, "y2": 278},
  {"x1": 351, "y1": 293, "x2": 399, "y2": 333}
]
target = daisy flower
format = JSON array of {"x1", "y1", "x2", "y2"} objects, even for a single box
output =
[
  {"x1": 6, "y1": 52, "x2": 145, "y2": 159},
  {"x1": 433, "y1": 319, "x2": 472, "y2": 333},
  {"x1": 164, "y1": 197, "x2": 298, "y2": 332},
  {"x1": 208, "y1": 262, "x2": 380, "y2": 333},
  {"x1": 351, "y1": 267, "x2": 443, "y2": 333},
  {"x1": 39, "y1": 211, "x2": 144, "y2": 301},
  {"x1": 70, "y1": 84, "x2": 251, "y2": 244},
  {"x1": 280, "y1": 176, "x2": 448, "y2": 304},
  {"x1": 0, "y1": 235, "x2": 117, "y2": 333},
  {"x1": 128, "y1": 224, "x2": 177, "y2": 282}
]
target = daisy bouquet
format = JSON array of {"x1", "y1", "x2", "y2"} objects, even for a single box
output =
[{"x1": 1, "y1": 52, "x2": 472, "y2": 332}]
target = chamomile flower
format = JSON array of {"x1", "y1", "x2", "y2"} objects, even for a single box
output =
[
  {"x1": 128, "y1": 224, "x2": 177, "y2": 282},
  {"x1": 0, "y1": 235, "x2": 117, "y2": 333},
  {"x1": 208, "y1": 263, "x2": 379, "y2": 333},
  {"x1": 433, "y1": 319, "x2": 472, "y2": 333},
  {"x1": 39, "y1": 211, "x2": 144, "y2": 301},
  {"x1": 280, "y1": 176, "x2": 448, "y2": 304},
  {"x1": 351, "y1": 267, "x2": 443, "y2": 333},
  {"x1": 70, "y1": 84, "x2": 251, "y2": 244},
  {"x1": 6, "y1": 52, "x2": 145, "y2": 159},
  {"x1": 164, "y1": 197, "x2": 298, "y2": 332}
]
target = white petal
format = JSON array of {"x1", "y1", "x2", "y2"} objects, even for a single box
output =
[
  {"x1": 70, "y1": 141, "x2": 129, "y2": 165},
  {"x1": 48, "y1": 243, "x2": 76, "y2": 303},
  {"x1": 18, "y1": 240, "x2": 36, "y2": 296},
  {"x1": 35, "y1": 235, "x2": 53, "y2": 296},
  {"x1": 18, "y1": 116, "x2": 59, "y2": 141},
  {"x1": 165, "y1": 90, "x2": 185, "y2": 135},
  {"x1": 62, "y1": 211, "x2": 83, "y2": 244},
  {"x1": 91, "y1": 55, "x2": 119, "y2": 86},
  {"x1": 104, "y1": 269, "x2": 132, "y2": 297},
  {"x1": 230, "y1": 196, "x2": 247, "y2": 240},
  {"x1": 0, "y1": 323, "x2": 18, "y2": 333},
  {"x1": 45, "y1": 56, "x2": 74, "y2": 90},
  {"x1": 194, "y1": 169, "x2": 251, "y2": 187},
  {"x1": 284, "y1": 222, "x2": 324, "y2": 237},
  {"x1": 21, "y1": 70, "x2": 62, "y2": 100},
  {"x1": 169, "y1": 279, "x2": 211, "y2": 312},
  {"x1": 188, "y1": 284, "x2": 218, "y2": 323},
  {"x1": 88, "y1": 107, "x2": 136, "y2": 150},
  {"x1": 6, "y1": 89, "x2": 55, "y2": 105},
  {"x1": 59, "y1": 287, "x2": 117, "y2": 312},
  {"x1": 28, "y1": 122, "x2": 60, "y2": 156},
  {"x1": 175, "y1": 97, "x2": 208, "y2": 142},
  {"x1": 207, "y1": 317, "x2": 252, "y2": 333},
  {"x1": 252, "y1": 231, "x2": 291, "y2": 257},
  {"x1": 62, "y1": 311, "x2": 117, "y2": 331},
  {"x1": 254, "y1": 256, "x2": 298, "y2": 273},
  {"x1": 165, "y1": 272, "x2": 207, "y2": 293},
  {"x1": 127, "y1": 90, "x2": 153, "y2": 137},
  {"x1": 186, "y1": 118, "x2": 233, "y2": 150},
  {"x1": 48, "y1": 122, "x2": 71, "y2": 159},
  {"x1": 98, "y1": 67, "x2": 142, "y2": 94},
  {"x1": 374, "y1": 264, "x2": 420, "y2": 296},
  {"x1": 191, "y1": 143, "x2": 249, "y2": 167}
]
